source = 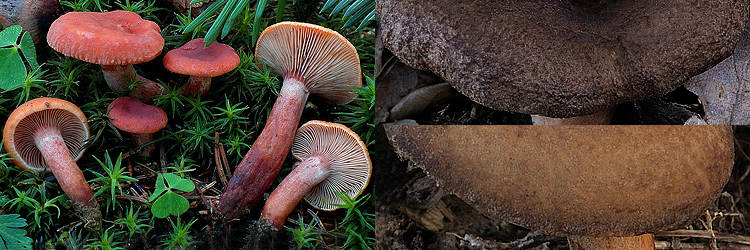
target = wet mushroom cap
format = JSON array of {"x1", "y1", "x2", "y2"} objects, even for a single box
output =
[
  {"x1": 377, "y1": 0, "x2": 749, "y2": 117},
  {"x1": 255, "y1": 21, "x2": 362, "y2": 105},
  {"x1": 3, "y1": 97, "x2": 89, "y2": 173},
  {"x1": 385, "y1": 125, "x2": 734, "y2": 237},
  {"x1": 292, "y1": 120, "x2": 371, "y2": 211},
  {"x1": 163, "y1": 38, "x2": 240, "y2": 77},
  {"x1": 46, "y1": 10, "x2": 164, "y2": 65},
  {"x1": 107, "y1": 97, "x2": 167, "y2": 134}
]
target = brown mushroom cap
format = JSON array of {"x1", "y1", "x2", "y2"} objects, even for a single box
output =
[
  {"x1": 107, "y1": 97, "x2": 167, "y2": 134},
  {"x1": 292, "y1": 120, "x2": 371, "y2": 211},
  {"x1": 385, "y1": 125, "x2": 734, "y2": 237},
  {"x1": 255, "y1": 21, "x2": 362, "y2": 105},
  {"x1": 46, "y1": 10, "x2": 164, "y2": 65},
  {"x1": 163, "y1": 38, "x2": 240, "y2": 77},
  {"x1": 3, "y1": 97, "x2": 89, "y2": 173},
  {"x1": 377, "y1": 0, "x2": 749, "y2": 118}
]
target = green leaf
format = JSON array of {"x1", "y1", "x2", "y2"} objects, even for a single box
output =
[
  {"x1": 251, "y1": 0, "x2": 269, "y2": 47},
  {"x1": 0, "y1": 26, "x2": 22, "y2": 47},
  {"x1": 0, "y1": 214, "x2": 32, "y2": 250},
  {"x1": 0, "y1": 48, "x2": 26, "y2": 91},
  {"x1": 19, "y1": 32, "x2": 38, "y2": 71},
  {"x1": 163, "y1": 173, "x2": 195, "y2": 192},
  {"x1": 150, "y1": 173, "x2": 169, "y2": 202},
  {"x1": 151, "y1": 191, "x2": 189, "y2": 218}
]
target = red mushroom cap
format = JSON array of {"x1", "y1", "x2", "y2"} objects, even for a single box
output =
[
  {"x1": 163, "y1": 38, "x2": 240, "y2": 77},
  {"x1": 107, "y1": 97, "x2": 167, "y2": 134},
  {"x1": 46, "y1": 10, "x2": 164, "y2": 65}
]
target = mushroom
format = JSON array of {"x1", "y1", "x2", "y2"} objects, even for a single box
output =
[
  {"x1": 384, "y1": 124, "x2": 734, "y2": 250},
  {"x1": 0, "y1": 0, "x2": 61, "y2": 43},
  {"x1": 107, "y1": 96, "x2": 168, "y2": 158},
  {"x1": 163, "y1": 38, "x2": 240, "y2": 97},
  {"x1": 260, "y1": 120, "x2": 371, "y2": 229},
  {"x1": 376, "y1": 0, "x2": 748, "y2": 124},
  {"x1": 217, "y1": 22, "x2": 361, "y2": 220},
  {"x1": 46, "y1": 11, "x2": 165, "y2": 102},
  {"x1": 3, "y1": 97, "x2": 101, "y2": 230}
]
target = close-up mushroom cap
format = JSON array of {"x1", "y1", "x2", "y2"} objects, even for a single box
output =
[
  {"x1": 377, "y1": 0, "x2": 749, "y2": 118},
  {"x1": 46, "y1": 10, "x2": 164, "y2": 65},
  {"x1": 107, "y1": 96, "x2": 168, "y2": 134},
  {"x1": 292, "y1": 120, "x2": 371, "y2": 211},
  {"x1": 255, "y1": 21, "x2": 362, "y2": 105},
  {"x1": 3, "y1": 97, "x2": 90, "y2": 172},
  {"x1": 163, "y1": 38, "x2": 240, "y2": 77},
  {"x1": 385, "y1": 125, "x2": 734, "y2": 237}
]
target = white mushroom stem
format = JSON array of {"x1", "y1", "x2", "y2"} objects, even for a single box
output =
[
  {"x1": 568, "y1": 234, "x2": 655, "y2": 250},
  {"x1": 178, "y1": 76, "x2": 212, "y2": 97},
  {"x1": 531, "y1": 107, "x2": 616, "y2": 125},
  {"x1": 34, "y1": 126, "x2": 96, "y2": 206},
  {"x1": 261, "y1": 156, "x2": 331, "y2": 229},
  {"x1": 218, "y1": 76, "x2": 310, "y2": 219},
  {"x1": 101, "y1": 65, "x2": 165, "y2": 102}
]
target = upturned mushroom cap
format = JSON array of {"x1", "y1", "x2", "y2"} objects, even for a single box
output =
[
  {"x1": 292, "y1": 120, "x2": 371, "y2": 211},
  {"x1": 385, "y1": 125, "x2": 734, "y2": 237},
  {"x1": 3, "y1": 97, "x2": 89, "y2": 173},
  {"x1": 377, "y1": 0, "x2": 749, "y2": 118},
  {"x1": 255, "y1": 21, "x2": 361, "y2": 105},
  {"x1": 107, "y1": 97, "x2": 167, "y2": 134},
  {"x1": 163, "y1": 38, "x2": 240, "y2": 77},
  {"x1": 46, "y1": 10, "x2": 164, "y2": 65}
]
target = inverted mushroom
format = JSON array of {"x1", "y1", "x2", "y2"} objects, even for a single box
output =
[
  {"x1": 3, "y1": 97, "x2": 101, "y2": 230},
  {"x1": 0, "y1": 0, "x2": 61, "y2": 43},
  {"x1": 46, "y1": 11, "x2": 165, "y2": 102},
  {"x1": 377, "y1": 0, "x2": 748, "y2": 122},
  {"x1": 261, "y1": 120, "x2": 371, "y2": 229},
  {"x1": 163, "y1": 38, "x2": 240, "y2": 97},
  {"x1": 217, "y1": 22, "x2": 361, "y2": 220},
  {"x1": 107, "y1": 97, "x2": 168, "y2": 157},
  {"x1": 385, "y1": 125, "x2": 734, "y2": 250}
]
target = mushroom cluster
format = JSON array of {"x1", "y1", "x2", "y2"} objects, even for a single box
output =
[{"x1": 217, "y1": 21, "x2": 362, "y2": 220}]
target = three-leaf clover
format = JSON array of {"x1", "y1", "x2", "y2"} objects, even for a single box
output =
[
  {"x1": 149, "y1": 173, "x2": 195, "y2": 218},
  {"x1": 0, "y1": 25, "x2": 39, "y2": 91},
  {"x1": 0, "y1": 214, "x2": 32, "y2": 250}
]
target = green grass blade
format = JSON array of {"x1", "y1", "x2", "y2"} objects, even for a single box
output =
[
  {"x1": 221, "y1": 0, "x2": 251, "y2": 38},
  {"x1": 183, "y1": 0, "x2": 228, "y2": 33},
  {"x1": 252, "y1": 0, "x2": 269, "y2": 47},
  {"x1": 355, "y1": 9, "x2": 376, "y2": 30},
  {"x1": 276, "y1": 0, "x2": 286, "y2": 23},
  {"x1": 342, "y1": 0, "x2": 368, "y2": 18},
  {"x1": 331, "y1": 0, "x2": 356, "y2": 15},
  {"x1": 320, "y1": 0, "x2": 339, "y2": 13},
  {"x1": 204, "y1": 0, "x2": 239, "y2": 46},
  {"x1": 341, "y1": 0, "x2": 374, "y2": 28}
]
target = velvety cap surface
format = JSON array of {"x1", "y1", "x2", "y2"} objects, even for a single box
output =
[
  {"x1": 385, "y1": 125, "x2": 734, "y2": 237},
  {"x1": 107, "y1": 96, "x2": 167, "y2": 134},
  {"x1": 292, "y1": 120, "x2": 371, "y2": 211},
  {"x1": 3, "y1": 97, "x2": 89, "y2": 172},
  {"x1": 377, "y1": 0, "x2": 749, "y2": 117},
  {"x1": 163, "y1": 38, "x2": 240, "y2": 77},
  {"x1": 47, "y1": 10, "x2": 164, "y2": 65},
  {"x1": 255, "y1": 21, "x2": 361, "y2": 105}
]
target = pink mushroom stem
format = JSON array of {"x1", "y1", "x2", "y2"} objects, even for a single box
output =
[
  {"x1": 218, "y1": 76, "x2": 309, "y2": 220},
  {"x1": 261, "y1": 156, "x2": 331, "y2": 229},
  {"x1": 101, "y1": 65, "x2": 165, "y2": 102},
  {"x1": 33, "y1": 126, "x2": 96, "y2": 206},
  {"x1": 179, "y1": 76, "x2": 212, "y2": 97}
]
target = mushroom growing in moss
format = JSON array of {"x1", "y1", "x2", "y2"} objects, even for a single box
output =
[
  {"x1": 46, "y1": 11, "x2": 165, "y2": 102},
  {"x1": 107, "y1": 96, "x2": 168, "y2": 157},
  {"x1": 3, "y1": 97, "x2": 101, "y2": 230},
  {"x1": 163, "y1": 38, "x2": 240, "y2": 97},
  {"x1": 217, "y1": 21, "x2": 361, "y2": 220},
  {"x1": 261, "y1": 120, "x2": 371, "y2": 229}
]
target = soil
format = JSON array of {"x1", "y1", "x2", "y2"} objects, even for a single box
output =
[{"x1": 374, "y1": 44, "x2": 750, "y2": 249}]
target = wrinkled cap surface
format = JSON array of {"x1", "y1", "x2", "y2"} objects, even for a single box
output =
[
  {"x1": 47, "y1": 10, "x2": 164, "y2": 65},
  {"x1": 3, "y1": 97, "x2": 90, "y2": 172},
  {"x1": 255, "y1": 21, "x2": 362, "y2": 105},
  {"x1": 385, "y1": 125, "x2": 734, "y2": 237},
  {"x1": 292, "y1": 120, "x2": 371, "y2": 211},
  {"x1": 377, "y1": 0, "x2": 749, "y2": 117},
  {"x1": 107, "y1": 97, "x2": 167, "y2": 134},
  {"x1": 163, "y1": 38, "x2": 240, "y2": 77}
]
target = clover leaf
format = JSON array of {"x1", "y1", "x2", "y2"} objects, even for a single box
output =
[
  {"x1": 150, "y1": 173, "x2": 195, "y2": 218},
  {"x1": 0, "y1": 25, "x2": 39, "y2": 91}
]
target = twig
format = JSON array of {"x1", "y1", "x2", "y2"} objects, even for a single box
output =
[
  {"x1": 214, "y1": 132, "x2": 229, "y2": 186},
  {"x1": 656, "y1": 229, "x2": 750, "y2": 245}
]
